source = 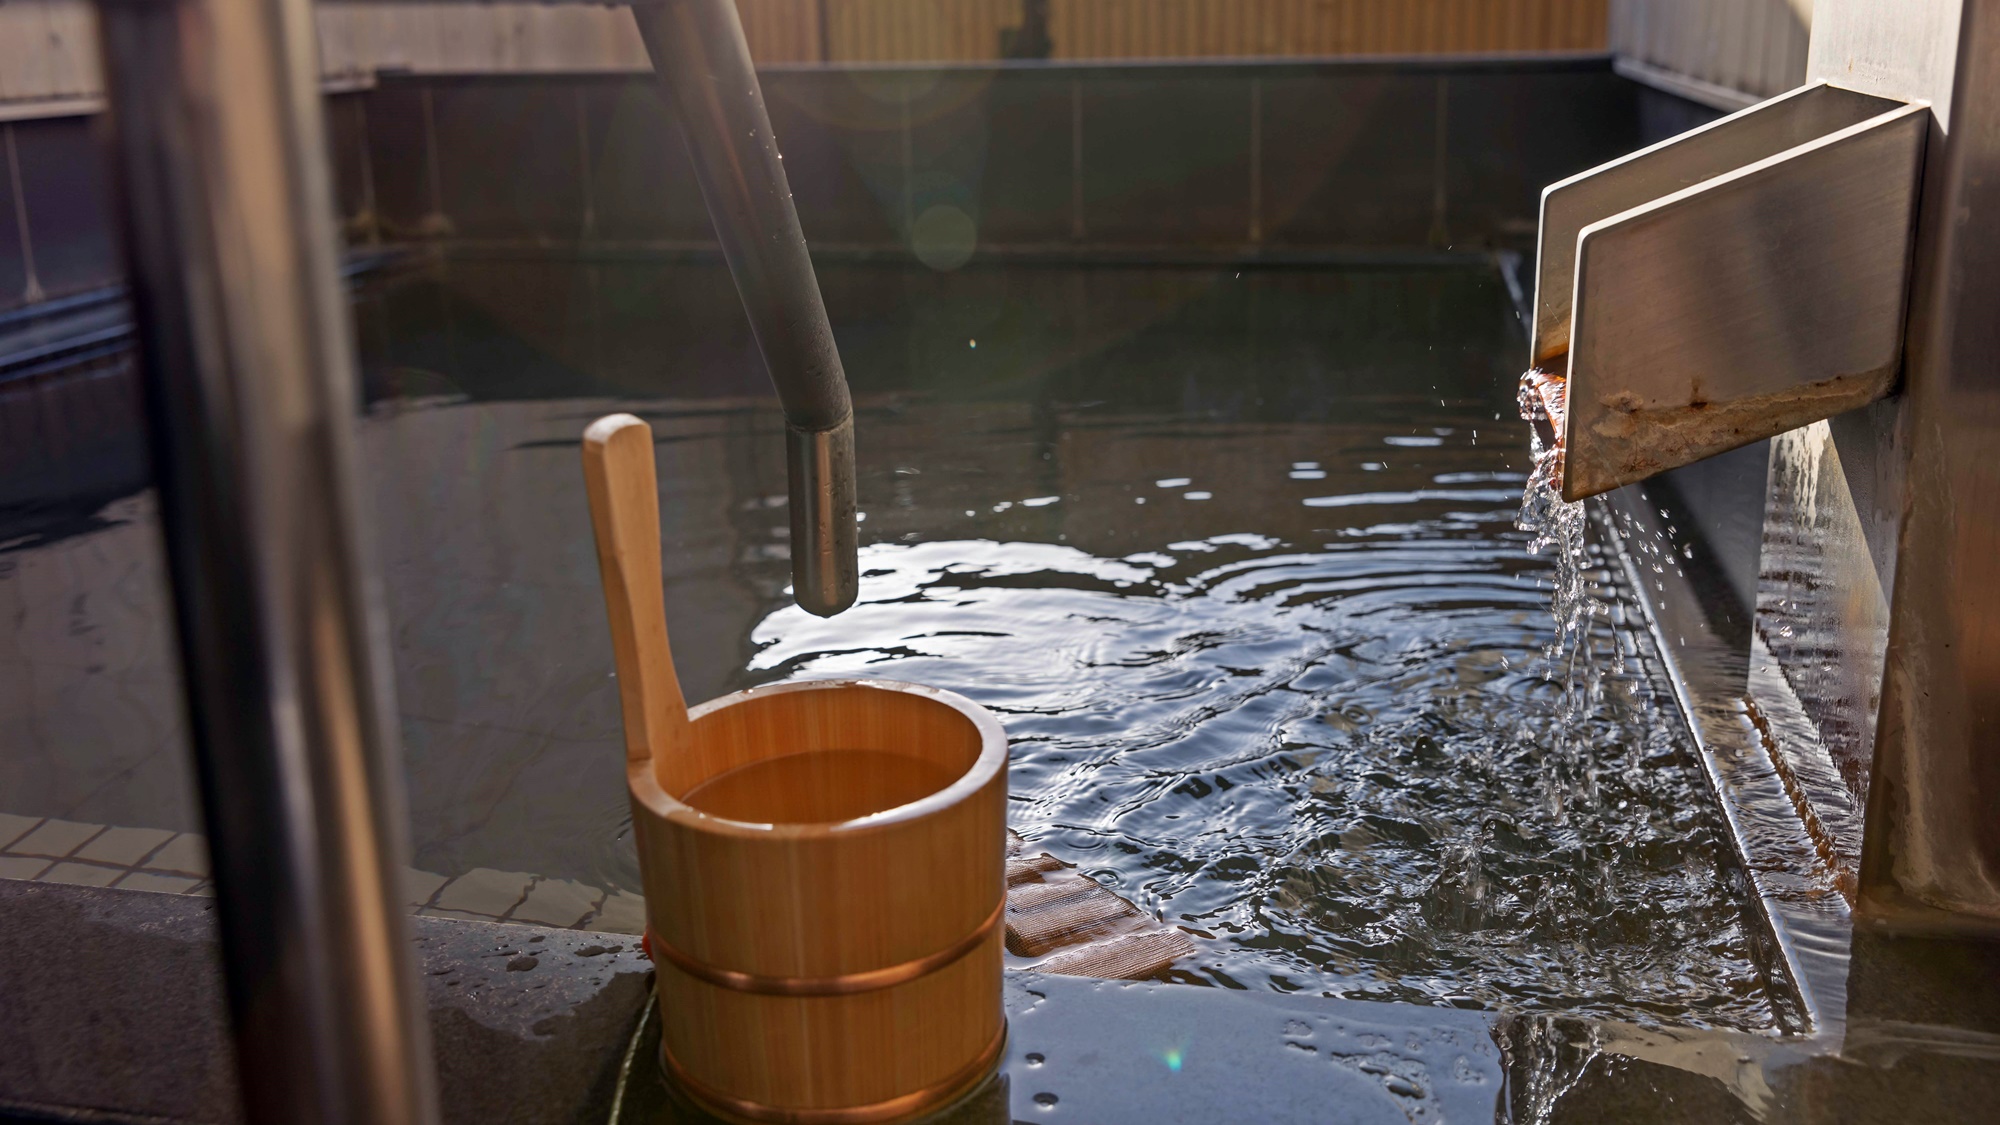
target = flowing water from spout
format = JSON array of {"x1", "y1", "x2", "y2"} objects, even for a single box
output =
[{"x1": 1512, "y1": 372, "x2": 1621, "y2": 824}]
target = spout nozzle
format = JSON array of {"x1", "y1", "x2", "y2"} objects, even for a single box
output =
[{"x1": 787, "y1": 419, "x2": 858, "y2": 617}]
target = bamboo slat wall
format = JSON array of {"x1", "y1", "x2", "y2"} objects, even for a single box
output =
[
  {"x1": 820, "y1": 0, "x2": 1610, "y2": 62},
  {"x1": 826, "y1": 0, "x2": 1027, "y2": 63},
  {"x1": 1050, "y1": 0, "x2": 1608, "y2": 59},
  {"x1": 1, "y1": 0, "x2": 1612, "y2": 112}
]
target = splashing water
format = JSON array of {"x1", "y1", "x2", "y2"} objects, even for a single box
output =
[
  {"x1": 1514, "y1": 371, "x2": 1621, "y2": 820},
  {"x1": 1500, "y1": 1015, "x2": 1606, "y2": 1125}
]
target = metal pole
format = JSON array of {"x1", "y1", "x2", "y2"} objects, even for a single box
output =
[
  {"x1": 92, "y1": 1, "x2": 441, "y2": 1123},
  {"x1": 632, "y1": 0, "x2": 859, "y2": 617}
]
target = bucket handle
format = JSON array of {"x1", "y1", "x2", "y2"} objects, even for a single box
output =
[{"x1": 582, "y1": 414, "x2": 691, "y2": 766}]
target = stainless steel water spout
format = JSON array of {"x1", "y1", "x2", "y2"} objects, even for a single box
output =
[
  {"x1": 631, "y1": 0, "x2": 859, "y2": 617},
  {"x1": 1528, "y1": 82, "x2": 1928, "y2": 501}
]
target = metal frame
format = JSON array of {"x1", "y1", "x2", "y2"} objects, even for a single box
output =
[
  {"x1": 93, "y1": 0, "x2": 439, "y2": 1121},
  {"x1": 81, "y1": 2, "x2": 2000, "y2": 1123}
]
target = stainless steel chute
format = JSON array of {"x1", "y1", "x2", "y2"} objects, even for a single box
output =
[{"x1": 1529, "y1": 83, "x2": 1927, "y2": 501}]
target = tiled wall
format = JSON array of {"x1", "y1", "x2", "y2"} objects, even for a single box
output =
[
  {"x1": 1, "y1": 60, "x2": 1640, "y2": 315},
  {"x1": 361, "y1": 60, "x2": 1637, "y2": 254}
]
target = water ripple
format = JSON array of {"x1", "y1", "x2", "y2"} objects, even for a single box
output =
[{"x1": 750, "y1": 524, "x2": 1779, "y2": 1029}]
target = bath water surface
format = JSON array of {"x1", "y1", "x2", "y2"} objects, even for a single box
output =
[
  {"x1": 679, "y1": 749, "x2": 954, "y2": 824},
  {"x1": 2, "y1": 257, "x2": 1794, "y2": 1033}
]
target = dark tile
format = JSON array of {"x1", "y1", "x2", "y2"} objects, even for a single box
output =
[
  {"x1": 902, "y1": 70, "x2": 993, "y2": 250},
  {"x1": 1638, "y1": 84, "x2": 1727, "y2": 145},
  {"x1": 429, "y1": 82, "x2": 589, "y2": 241},
  {"x1": 0, "y1": 882, "x2": 235, "y2": 1124},
  {"x1": 10, "y1": 116, "x2": 118, "y2": 299},
  {"x1": 1767, "y1": 1042, "x2": 2000, "y2": 1125},
  {"x1": 612, "y1": 972, "x2": 1503, "y2": 1124},
  {"x1": 1080, "y1": 75, "x2": 1252, "y2": 246},
  {"x1": 1646, "y1": 441, "x2": 1772, "y2": 650},
  {"x1": 964, "y1": 70, "x2": 1072, "y2": 246},
  {"x1": 323, "y1": 91, "x2": 375, "y2": 242},
  {"x1": 582, "y1": 80, "x2": 712, "y2": 243},
  {"x1": 1261, "y1": 73, "x2": 1441, "y2": 249},
  {"x1": 1847, "y1": 929, "x2": 2000, "y2": 1034},
  {"x1": 0, "y1": 353, "x2": 149, "y2": 516},
  {"x1": 1539, "y1": 1051, "x2": 1758, "y2": 1125},
  {"x1": 1443, "y1": 70, "x2": 1641, "y2": 248},
  {"x1": 0, "y1": 880, "x2": 653, "y2": 1125},
  {"x1": 0, "y1": 125, "x2": 26, "y2": 308},
  {"x1": 586, "y1": 261, "x2": 761, "y2": 396},
  {"x1": 367, "y1": 82, "x2": 439, "y2": 239},
  {"x1": 762, "y1": 71, "x2": 904, "y2": 246}
]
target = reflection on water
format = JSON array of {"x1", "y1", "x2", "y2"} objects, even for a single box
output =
[
  {"x1": 3, "y1": 257, "x2": 1786, "y2": 1030},
  {"x1": 757, "y1": 512, "x2": 1777, "y2": 1026}
]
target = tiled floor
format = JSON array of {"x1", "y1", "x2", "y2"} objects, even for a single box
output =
[{"x1": 0, "y1": 812, "x2": 644, "y2": 933}]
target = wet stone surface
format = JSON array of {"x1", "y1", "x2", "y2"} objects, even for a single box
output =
[
  {"x1": 609, "y1": 971, "x2": 1503, "y2": 1125},
  {"x1": 0, "y1": 880, "x2": 652, "y2": 1125}
]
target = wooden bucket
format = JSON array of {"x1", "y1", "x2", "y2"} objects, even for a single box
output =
[
  {"x1": 581, "y1": 413, "x2": 1007, "y2": 1123},
  {"x1": 632, "y1": 679, "x2": 1008, "y2": 1122}
]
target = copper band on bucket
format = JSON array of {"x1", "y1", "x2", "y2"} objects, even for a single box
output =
[
  {"x1": 662, "y1": 1021, "x2": 1007, "y2": 1125},
  {"x1": 646, "y1": 897, "x2": 1004, "y2": 997}
]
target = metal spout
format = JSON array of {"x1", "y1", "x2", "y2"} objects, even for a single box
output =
[
  {"x1": 632, "y1": 0, "x2": 859, "y2": 615},
  {"x1": 1532, "y1": 82, "x2": 1928, "y2": 501},
  {"x1": 786, "y1": 420, "x2": 860, "y2": 617}
]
